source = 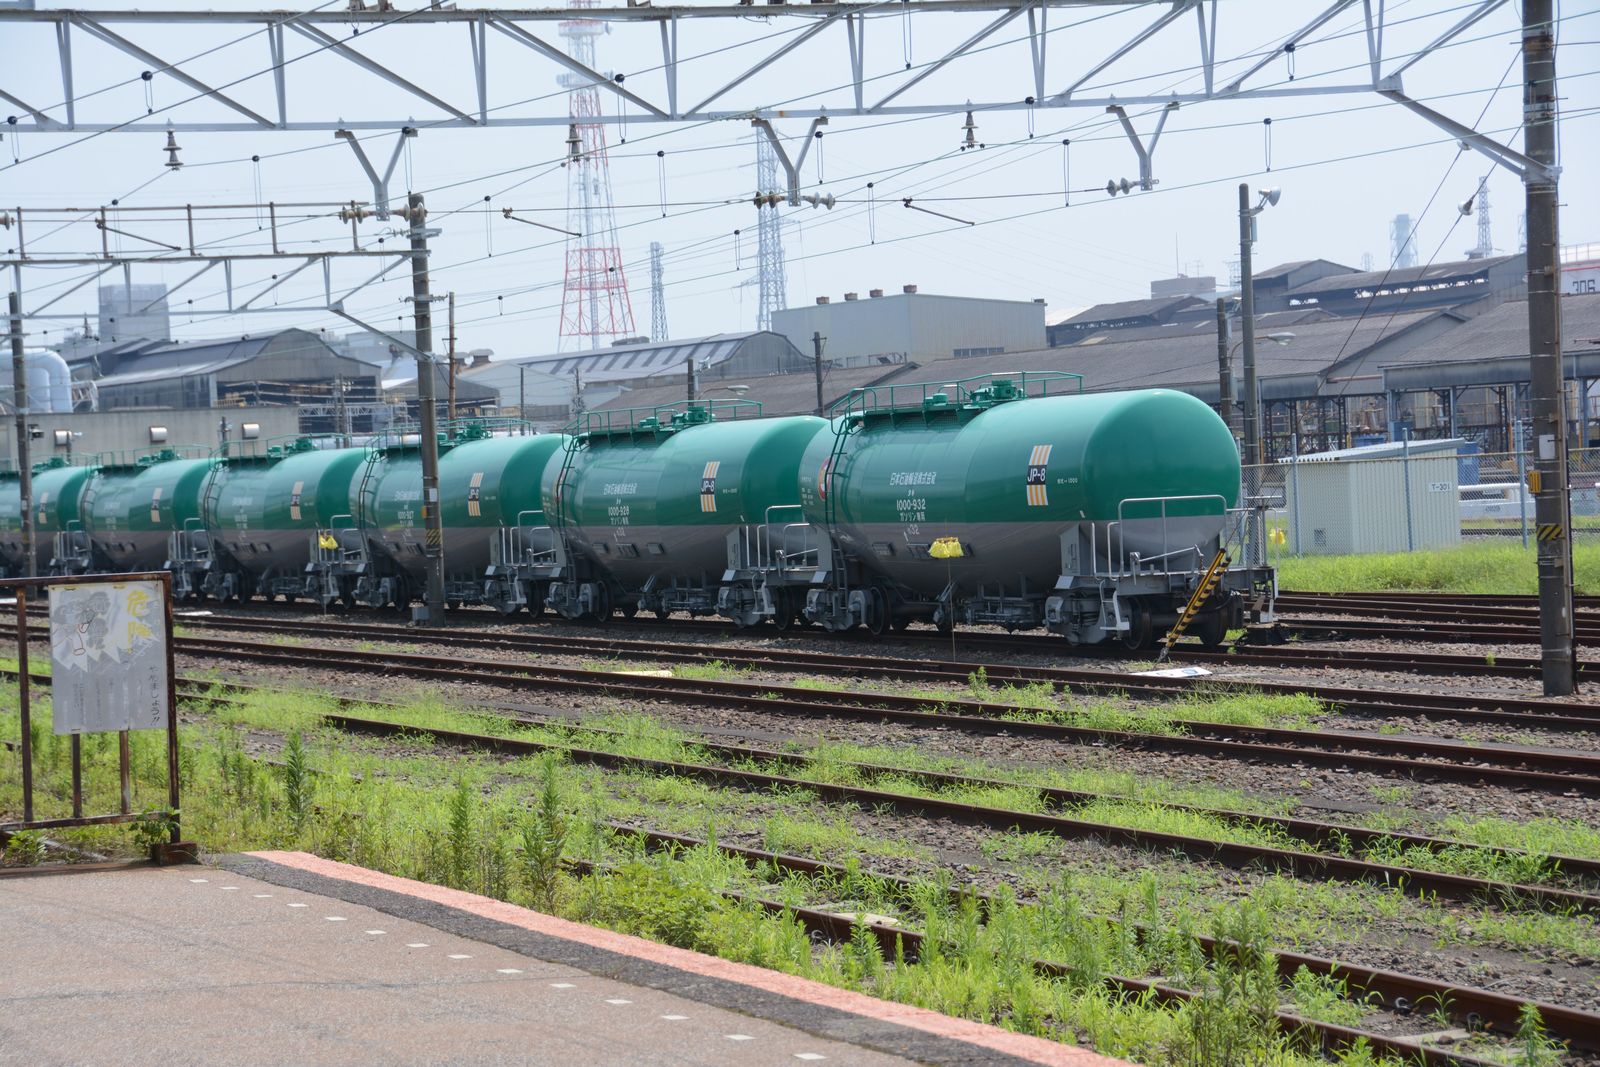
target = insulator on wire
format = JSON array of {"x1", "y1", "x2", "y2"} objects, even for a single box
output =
[
  {"x1": 566, "y1": 122, "x2": 582, "y2": 162},
  {"x1": 163, "y1": 129, "x2": 183, "y2": 170},
  {"x1": 961, "y1": 109, "x2": 977, "y2": 151},
  {"x1": 802, "y1": 193, "x2": 835, "y2": 210}
]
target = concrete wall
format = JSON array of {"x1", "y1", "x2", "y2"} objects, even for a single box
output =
[
  {"x1": 0, "y1": 406, "x2": 302, "y2": 466},
  {"x1": 772, "y1": 293, "x2": 1047, "y2": 367}
]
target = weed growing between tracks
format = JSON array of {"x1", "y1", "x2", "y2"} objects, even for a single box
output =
[
  {"x1": 2, "y1": 682, "x2": 1594, "y2": 1064},
  {"x1": 1274, "y1": 541, "x2": 1600, "y2": 595}
]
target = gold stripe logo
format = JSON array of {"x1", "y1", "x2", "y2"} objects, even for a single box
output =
[
  {"x1": 700, "y1": 460, "x2": 720, "y2": 513},
  {"x1": 289, "y1": 479, "x2": 305, "y2": 522},
  {"x1": 1025, "y1": 444, "x2": 1050, "y2": 507}
]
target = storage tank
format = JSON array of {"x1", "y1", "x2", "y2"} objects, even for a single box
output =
[
  {"x1": 80, "y1": 450, "x2": 214, "y2": 573},
  {"x1": 542, "y1": 403, "x2": 826, "y2": 617},
  {"x1": 204, "y1": 439, "x2": 368, "y2": 600},
  {"x1": 0, "y1": 349, "x2": 75, "y2": 413},
  {"x1": 358, "y1": 425, "x2": 565, "y2": 609},
  {"x1": 798, "y1": 380, "x2": 1239, "y2": 607}
]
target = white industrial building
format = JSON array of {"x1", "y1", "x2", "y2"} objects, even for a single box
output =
[
  {"x1": 1280, "y1": 439, "x2": 1464, "y2": 555},
  {"x1": 771, "y1": 288, "x2": 1047, "y2": 367}
]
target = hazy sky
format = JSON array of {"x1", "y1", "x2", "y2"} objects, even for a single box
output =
[{"x1": 2, "y1": 0, "x2": 1597, "y2": 360}]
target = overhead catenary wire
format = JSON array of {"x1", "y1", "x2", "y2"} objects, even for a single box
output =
[{"x1": 12, "y1": 0, "x2": 1580, "y2": 342}]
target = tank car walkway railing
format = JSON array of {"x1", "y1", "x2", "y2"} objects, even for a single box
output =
[{"x1": 1097, "y1": 493, "x2": 1226, "y2": 578}]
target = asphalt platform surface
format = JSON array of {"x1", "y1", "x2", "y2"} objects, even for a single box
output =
[{"x1": 0, "y1": 852, "x2": 1130, "y2": 1067}]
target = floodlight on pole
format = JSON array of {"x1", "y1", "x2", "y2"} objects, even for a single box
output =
[{"x1": 1237, "y1": 182, "x2": 1282, "y2": 468}]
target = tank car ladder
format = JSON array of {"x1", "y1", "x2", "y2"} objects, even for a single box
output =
[{"x1": 1156, "y1": 548, "x2": 1230, "y2": 660}]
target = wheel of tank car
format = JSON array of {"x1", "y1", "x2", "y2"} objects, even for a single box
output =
[
  {"x1": 891, "y1": 616, "x2": 912, "y2": 632},
  {"x1": 865, "y1": 589, "x2": 890, "y2": 637},
  {"x1": 1119, "y1": 599, "x2": 1156, "y2": 652},
  {"x1": 526, "y1": 587, "x2": 547, "y2": 619},
  {"x1": 935, "y1": 610, "x2": 954, "y2": 637},
  {"x1": 769, "y1": 589, "x2": 793, "y2": 632},
  {"x1": 589, "y1": 584, "x2": 612, "y2": 625},
  {"x1": 649, "y1": 608, "x2": 670, "y2": 622},
  {"x1": 620, "y1": 602, "x2": 639, "y2": 619},
  {"x1": 1194, "y1": 610, "x2": 1228, "y2": 649},
  {"x1": 447, "y1": 599, "x2": 464, "y2": 612},
  {"x1": 771, "y1": 598, "x2": 794, "y2": 633}
]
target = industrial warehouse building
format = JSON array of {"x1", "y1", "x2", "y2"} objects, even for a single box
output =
[
  {"x1": 771, "y1": 289, "x2": 1046, "y2": 367},
  {"x1": 471, "y1": 331, "x2": 812, "y2": 427}
]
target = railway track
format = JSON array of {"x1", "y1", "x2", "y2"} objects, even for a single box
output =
[
  {"x1": 105, "y1": 628, "x2": 1600, "y2": 794},
  {"x1": 138, "y1": 668, "x2": 1600, "y2": 1059},
  {"x1": 605, "y1": 825, "x2": 1600, "y2": 1065},
  {"x1": 12, "y1": 669, "x2": 1598, "y2": 1062},
  {"x1": 151, "y1": 610, "x2": 1600, "y2": 730}
]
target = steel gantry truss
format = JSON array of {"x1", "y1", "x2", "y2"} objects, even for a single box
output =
[
  {"x1": 0, "y1": 2, "x2": 1552, "y2": 181},
  {"x1": 0, "y1": 201, "x2": 434, "y2": 364}
]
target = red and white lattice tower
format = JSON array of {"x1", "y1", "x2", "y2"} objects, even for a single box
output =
[{"x1": 558, "y1": 0, "x2": 635, "y2": 350}]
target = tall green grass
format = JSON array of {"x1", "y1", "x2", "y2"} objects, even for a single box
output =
[{"x1": 1275, "y1": 542, "x2": 1600, "y2": 595}]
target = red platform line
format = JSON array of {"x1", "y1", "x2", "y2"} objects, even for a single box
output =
[{"x1": 250, "y1": 850, "x2": 1133, "y2": 1067}]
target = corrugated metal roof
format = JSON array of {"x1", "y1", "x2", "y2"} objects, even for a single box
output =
[
  {"x1": 511, "y1": 332, "x2": 764, "y2": 383},
  {"x1": 1383, "y1": 292, "x2": 1600, "y2": 366},
  {"x1": 94, "y1": 355, "x2": 254, "y2": 388},
  {"x1": 1057, "y1": 295, "x2": 1204, "y2": 326},
  {"x1": 593, "y1": 363, "x2": 915, "y2": 416},
  {"x1": 1280, "y1": 438, "x2": 1465, "y2": 464},
  {"x1": 1284, "y1": 255, "x2": 1521, "y2": 297}
]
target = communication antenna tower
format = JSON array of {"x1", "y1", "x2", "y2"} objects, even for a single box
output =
[
  {"x1": 1360, "y1": 252, "x2": 1375, "y2": 272},
  {"x1": 1390, "y1": 213, "x2": 1418, "y2": 269},
  {"x1": 558, "y1": 0, "x2": 635, "y2": 350},
  {"x1": 1474, "y1": 183, "x2": 1493, "y2": 259},
  {"x1": 649, "y1": 241, "x2": 668, "y2": 342},
  {"x1": 1225, "y1": 257, "x2": 1242, "y2": 288},
  {"x1": 755, "y1": 135, "x2": 788, "y2": 330}
]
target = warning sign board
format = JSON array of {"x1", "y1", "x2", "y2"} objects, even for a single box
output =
[{"x1": 47, "y1": 580, "x2": 171, "y2": 735}]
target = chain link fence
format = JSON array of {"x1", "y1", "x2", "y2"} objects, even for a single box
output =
[{"x1": 1241, "y1": 446, "x2": 1600, "y2": 561}]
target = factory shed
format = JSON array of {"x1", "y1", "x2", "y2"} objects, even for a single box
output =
[
  {"x1": 91, "y1": 329, "x2": 378, "y2": 412},
  {"x1": 1282, "y1": 254, "x2": 1525, "y2": 316},
  {"x1": 910, "y1": 308, "x2": 1457, "y2": 457},
  {"x1": 487, "y1": 331, "x2": 810, "y2": 416},
  {"x1": 594, "y1": 363, "x2": 918, "y2": 418},
  {"x1": 1247, "y1": 259, "x2": 1357, "y2": 312},
  {"x1": 1047, "y1": 295, "x2": 1204, "y2": 345},
  {"x1": 1380, "y1": 292, "x2": 1600, "y2": 448}
]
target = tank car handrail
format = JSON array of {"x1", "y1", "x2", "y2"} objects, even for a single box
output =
[
  {"x1": 828, "y1": 370, "x2": 1084, "y2": 419},
  {"x1": 565, "y1": 397, "x2": 763, "y2": 438},
  {"x1": 1111, "y1": 493, "x2": 1226, "y2": 578}
]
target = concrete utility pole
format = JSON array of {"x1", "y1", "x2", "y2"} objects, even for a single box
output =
[
  {"x1": 1237, "y1": 184, "x2": 1260, "y2": 467},
  {"x1": 445, "y1": 291, "x2": 457, "y2": 424},
  {"x1": 812, "y1": 331, "x2": 826, "y2": 416},
  {"x1": 406, "y1": 192, "x2": 447, "y2": 624},
  {"x1": 1522, "y1": 0, "x2": 1576, "y2": 695},
  {"x1": 1215, "y1": 298, "x2": 1236, "y2": 437},
  {"x1": 8, "y1": 292, "x2": 34, "y2": 577}
]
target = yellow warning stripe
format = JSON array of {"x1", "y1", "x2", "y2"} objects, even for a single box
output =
[
  {"x1": 1537, "y1": 523, "x2": 1565, "y2": 542},
  {"x1": 1160, "y1": 550, "x2": 1231, "y2": 651},
  {"x1": 1026, "y1": 483, "x2": 1049, "y2": 507}
]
